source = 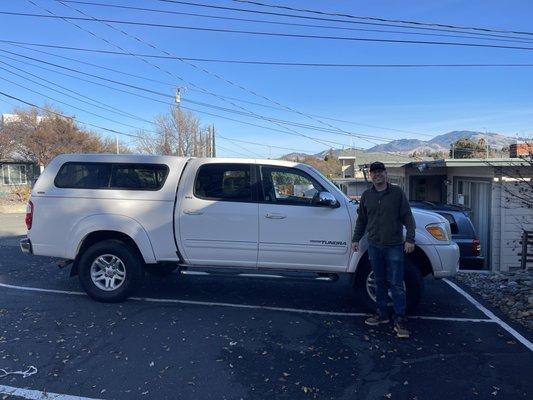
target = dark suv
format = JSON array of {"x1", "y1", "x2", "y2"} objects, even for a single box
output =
[{"x1": 410, "y1": 201, "x2": 485, "y2": 270}]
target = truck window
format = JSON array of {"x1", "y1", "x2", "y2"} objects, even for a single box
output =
[
  {"x1": 111, "y1": 164, "x2": 168, "y2": 190},
  {"x1": 55, "y1": 163, "x2": 111, "y2": 189},
  {"x1": 194, "y1": 164, "x2": 252, "y2": 202},
  {"x1": 54, "y1": 162, "x2": 169, "y2": 190},
  {"x1": 260, "y1": 166, "x2": 324, "y2": 206}
]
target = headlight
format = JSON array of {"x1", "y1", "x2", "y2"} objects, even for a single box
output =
[{"x1": 425, "y1": 223, "x2": 450, "y2": 241}]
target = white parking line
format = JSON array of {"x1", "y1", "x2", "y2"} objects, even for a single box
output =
[
  {"x1": 444, "y1": 279, "x2": 533, "y2": 352},
  {"x1": 0, "y1": 282, "x2": 493, "y2": 323},
  {"x1": 0, "y1": 384, "x2": 102, "y2": 400}
]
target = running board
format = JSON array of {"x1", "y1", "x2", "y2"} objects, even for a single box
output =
[{"x1": 179, "y1": 269, "x2": 339, "y2": 282}]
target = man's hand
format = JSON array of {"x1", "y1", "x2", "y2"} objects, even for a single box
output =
[
  {"x1": 351, "y1": 241, "x2": 359, "y2": 253},
  {"x1": 404, "y1": 242, "x2": 415, "y2": 254}
]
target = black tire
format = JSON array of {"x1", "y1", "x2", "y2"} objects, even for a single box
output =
[
  {"x1": 355, "y1": 258, "x2": 424, "y2": 314},
  {"x1": 145, "y1": 264, "x2": 178, "y2": 277},
  {"x1": 78, "y1": 239, "x2": 145, "y2": 302}
]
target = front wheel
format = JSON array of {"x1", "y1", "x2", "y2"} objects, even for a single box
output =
[
  {"x1": 355, "y1": 258, "x2": 424, "y2": 313},
  {"x1": 78, "y1": 239, "x2": 145, "y2": 302}
]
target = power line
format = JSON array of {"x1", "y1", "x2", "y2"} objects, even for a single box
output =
[
  {"x1": 0, "y1": 49, "x2": 360, "y2": 150},
  {"x1": 0, "y1": 41, "x2": 446, "y2": 138},
  {"x1": 214, "y1": 143, "x2": 255, "y2": 158},
  {"x1": 0, "y1": 48, "x2": 431, "y2": 146},
  {"x1": 235, "y1": 0, "x2": 533, "y2": 37},
  {"x1": 0, "y1": 73, "x2": 158, "y2": 135},
  {"x1": 50, "y1": 1, "x2": 533, "y2": 45},
  {"x1": 2, "y1": 11, "x2": 533, "y2": 51},
  {"x1": 43, "y1": 1, "x2": 533, "y2": 151},
  {"x1": 0, "y1": 58, "x2": 156, "y2": 127},
  {"x1": 45, "y1": 0, "x2": 339, "y2": 150},
  {"x1": 217, "y1": 135, "x2": 323, "y2": 154},
  {"x1": 2, "y1": 39, "x2": 533, "y2": 68},
  {"x1": 217, "y1": 136, "x2": 263, "y2": 157},
  {"x1": 156, "y1": 0, "x2": 533, "y2": 40}
]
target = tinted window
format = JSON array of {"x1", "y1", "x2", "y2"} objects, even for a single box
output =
[
  {"x1": 111, "y1": 164, "x2": 168, "y2": 190},
  {"x1": 55, "y1": 162, "x2": 168, "y2": 190},
  {"x1": 260, "y1": 166, "x2": 324, "y2": 206},
  {"x1": 55, "y1": 163, "x2": 111, "y2": 189},
  {"x1": 194, "y1": 164, "x2": 252, "y2": 201}
]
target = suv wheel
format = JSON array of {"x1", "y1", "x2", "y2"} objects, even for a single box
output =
[
  {"x1": 78, "y1": 239, "x2": 144, "y2": 302},
  {"x1": 356, "y1": 259, "x2": 424, "y2": 313}
]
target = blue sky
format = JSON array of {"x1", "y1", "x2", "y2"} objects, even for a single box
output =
[{"x1": 0, "y1": 0, "x2": 532, "y2": 158}]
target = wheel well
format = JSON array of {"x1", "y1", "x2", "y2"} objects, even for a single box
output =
[
  {"x1": 406, "y1": 246, "x2": 433, "y2": 277},
  {"x1": 70, "y1": 231, "x2": 144, "y2": 276},
  {"x1": 354, "y1": 245, "x2": 433, "y2": 283}
]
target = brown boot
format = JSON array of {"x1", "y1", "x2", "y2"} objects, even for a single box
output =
[
  {"x1": 364, "y1": 313, "x2": 390, "y2": 326},
  {"x1": 394, "y1": 317, "x2": 410, "y2": 338}
]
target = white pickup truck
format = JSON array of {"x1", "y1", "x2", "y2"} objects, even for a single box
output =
[{"x1": 21, "y1": 154, "x2": 459, "y2": 309}]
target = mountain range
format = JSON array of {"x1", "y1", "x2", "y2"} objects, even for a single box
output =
[{"x1": 282, "y1": 130, "x2": 520, "y2": 159}]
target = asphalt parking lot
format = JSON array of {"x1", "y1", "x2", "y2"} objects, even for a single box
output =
[{"x1": 0, "y1": 214, "x2": 532, "y2": 400}]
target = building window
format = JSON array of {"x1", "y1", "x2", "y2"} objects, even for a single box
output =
[{"x1": 1, "y1": 164, "x2": 28, "y2": 185}]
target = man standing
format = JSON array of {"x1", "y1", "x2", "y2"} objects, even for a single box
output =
[{"x1": 352, "y1": 161, "x2": 415, "y2": 338}]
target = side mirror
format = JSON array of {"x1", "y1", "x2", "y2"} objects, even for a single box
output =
[{"x1": 316, "y1": 191, "x2": 339, "y2": 208}]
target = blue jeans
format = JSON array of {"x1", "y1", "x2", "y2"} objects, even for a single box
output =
[{"x1": 367, "y1": 243, "x2": 406, "y2": 317}]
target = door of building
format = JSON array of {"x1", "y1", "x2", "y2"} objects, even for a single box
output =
[{"x1": 456, "y1": 179, "x2": 491, "y2": 265}]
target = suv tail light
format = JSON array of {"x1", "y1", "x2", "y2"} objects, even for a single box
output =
[
  {"x1": 25, "y1": 201, "x2": 33, "y2": 230},
  {"x1": 472, "y1": 239, "x2": 480, "y2": 256}
]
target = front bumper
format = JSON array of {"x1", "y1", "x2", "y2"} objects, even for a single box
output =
[
  {"x1": 20, "y1": 238, "x2": 33, "y2": 255},
  {"x1": 433, "y1": 242, "x2": 460, "y2": 278}
]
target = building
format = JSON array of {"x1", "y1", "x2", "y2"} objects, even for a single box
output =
[
  {"x1": 1, "y1": 114, "x2": 41, "y2": 189},
  {"x1": 358, "y1": 157, "x2": 533, "y2": 272}
]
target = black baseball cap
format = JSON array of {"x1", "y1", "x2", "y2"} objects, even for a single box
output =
[{"x1": 369, "y1": 161, "x2": 386, "y2": 172}]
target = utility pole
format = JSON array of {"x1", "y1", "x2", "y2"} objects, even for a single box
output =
[
  {"x1": 211, "y1": 125, "x2": 216, "y2": 157},
  {"x1": 175, "y1": 87, "x2": 182, "y2": 156},
  {"x1": 451, "y1": 143, "x2": 455, "y2": 159},
  {"x1": 116, "y1": 134, "x2": 119, "y2": 154}
]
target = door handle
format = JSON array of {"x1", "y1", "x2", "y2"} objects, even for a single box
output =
[
  {"x1": 183, "y1": 209, "x2": 204, "y2": 215},
  {"x1": 265, "y1": 213, "x2": 286, "y2": 219}
]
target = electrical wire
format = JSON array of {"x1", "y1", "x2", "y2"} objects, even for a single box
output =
[
  {"x1": 0, "y1": 41, "x2": 445, "y2": 138},
  {"x1": 47, "y1": 1, "x2": 533, "y2": 45},
  {"x1": 2, "y1": 11, "x2": 533, "y2": 51},
  {"x1": 1, "y1": 39, "x2": 532, "y2": 68},
  {"x1": 155, "y1": 0, "x2": 533, "y2": 40},
  {"x1": 234, "y1": 0, "x2": 533, "y2": 37}
]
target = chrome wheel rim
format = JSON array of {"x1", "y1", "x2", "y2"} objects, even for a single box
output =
[
  {"x1": 90, "y1": 254, "x2": 126, "y2": 291},
  {"x1": 366, "y1": 271, "x2": 378, "y2": 302}
]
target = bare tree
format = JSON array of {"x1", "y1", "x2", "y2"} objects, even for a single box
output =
[
  {"x1": 4, "y1": 106, "x2": 125, "y2": 166},
  {"x1": 136, "y1": 108, "x2": 212, "y2": 157}
]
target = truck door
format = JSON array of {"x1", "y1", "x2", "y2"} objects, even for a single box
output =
[
  {"x1": 257, "y1": 165, "x2": 351, "y2": 272},
  {"x1": 178, "y1": 161, "x2": 259, "y2": 268}
]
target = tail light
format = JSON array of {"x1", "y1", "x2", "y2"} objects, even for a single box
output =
[
  {"x1": 25, "y1": 201, "x2": 33, "y2": 230},
  {"x1": 472, "y1": 239, "x2": 480, "y2": 256}
]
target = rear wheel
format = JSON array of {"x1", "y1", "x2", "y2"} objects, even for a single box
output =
[
  {"x1": 355, "y1": 258, "x2": 424, "y2": 313},
  {"x1": 78, "y1": 239, "x2": 144, "y2": 302}
]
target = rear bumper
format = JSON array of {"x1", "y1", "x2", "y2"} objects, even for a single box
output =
[
  {"x1": 433, "y1": 242, "x2": 460, "y2": 278},
  {"x1": 20, "y1": 238, "x2": 33, "y2": 255}
]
